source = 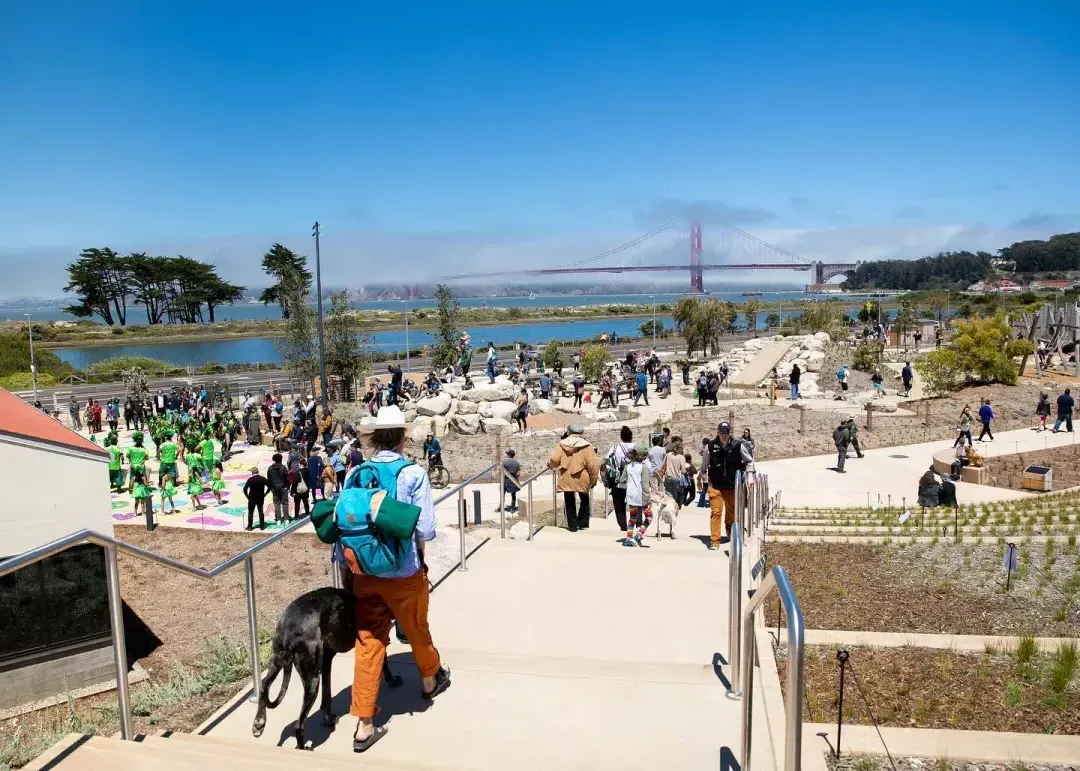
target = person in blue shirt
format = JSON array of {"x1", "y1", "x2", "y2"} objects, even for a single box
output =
[
  {"x1": 633, "y1": 368, "x2": 649, "y2": 407},
  {"x1": 1054, "y1": 388, "x2": 1075, "y2": 433},
  {"x1": 977, "y1": 399, "x2": 994, "y2": 442},
  {"x1": 422, "y1": 433, "x2": 442, "y2": 467},
  {"x1": 539, "y1": 373, "x2": 552, "y2": 400},
  {"x1": 901, "y1": 361, "x2": 914, "y2": 396},
  {"x1": 306, "y1": 447, "x2": 326, "y2": 501}
]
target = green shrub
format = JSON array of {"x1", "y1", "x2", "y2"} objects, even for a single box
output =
[
  {"x1": 0, "y1": 332, "x2": 75, "y2": 379},
  {"x1": 580, "y1": 343, "x2": 611, "y2": 382},
  {"x1": 542, "y1": 339, "x2": 561, "y2": 368},
  {"x1": 0, "y1": 371, "x2": 58, "y2": 390},
  {"x1": 852, "y1": 341, "x2": 885, "y2": 372},
  {"x1": 86, "y1": 356, "x2": 180, "y2": 377}
]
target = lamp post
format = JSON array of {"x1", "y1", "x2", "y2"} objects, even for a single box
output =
[
  {"x1": 401, "y1": 296, "x2": 411, "y2": 373},
  {"x1": 25, "y1": 313, "x2": 37, "y2": 402},
  {"x1": 649, "y1": 295, "x2": 657, "y2": 348},
  {"x1": 312, "y1": 222, "x2": 329, "y2": 411}
]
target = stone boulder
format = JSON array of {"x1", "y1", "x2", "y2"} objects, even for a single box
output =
[
  {"x1": 803, "y1": 350, "x2": 826, "y2": 372},
  {"x1": 508, "y1": 521, "x2": 531, "y2": 540},
  {"x1": 441, "y1": 381, "x2": 463, "y2": 398},
  {"x1": 432, "y1": 415, "x2": 449, "y2": 437},
  {"x1": 451, "y1": 414, "x2": 482, "y2": 435},
  {"x1": 596, "y1": 411, "x2": 617, "y2": 423},
  {"x1": 460, "y1": 382, "x2": 518, "y2": 403},
  {"x1": 555, "y1": 404, "x2": 581, "y2": 415},
  {"x1": 410, "y1": 416, "x2": 432, "y2": 443},
  {"x1": 529, "y1": 398, "x2": 554, "y2": 415},
  {"x1": 403, "y1": 408, "x2": 418, "y2": 423},
  {"x1": 446, "y1": 399, "x2": 458, "y2": 419},
  {"x1": 481, "y1": 417, "x2": 511, "y2": 434},
  {"x1": 480, "y1": 400, "x2": 518, "y2": 421},
  {"x1": 868, "y1": 401, "x2": 898, "y2": 413},
  {"x1": 456, "y1": 400, "x2": 478, "y2": 415},
  {"x1": 813, "y1": 332, "x2": 831, "y2": 343},
  {"x1": 416, "y1": 392, "x2": 452, "y2": 416}
]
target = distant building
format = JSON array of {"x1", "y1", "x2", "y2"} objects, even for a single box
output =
[
  {"x1": 1030, "y1": 280, "x2": 1073, "y2": 292},
  {"x1": 0, "y1": 388, "x2": 115, "y2": 712},
  {"x1": 967, "y1": 279, "x2": 1024, "y2": 293}
]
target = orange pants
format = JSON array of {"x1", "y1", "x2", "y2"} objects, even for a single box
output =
[
  {"x1": 350, "y1": 569, "x2": 442, "y2": 718},
  {"x1": 708, "y1": 486, "x2": 737, "y2": 546}
]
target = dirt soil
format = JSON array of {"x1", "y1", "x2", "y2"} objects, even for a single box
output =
[
  {"x1": 779, "y1": 645, "x2": 1080, "y2": 735},
  {"x1": 985, "y1": 444, "x2": 1080, "y2": 491},
  {"x1": 765, "y1": 542, "x2": 1080, "y2": 637},
  {"x1": 829, "y1": 758, "x2": 1079, "y2": 771}
]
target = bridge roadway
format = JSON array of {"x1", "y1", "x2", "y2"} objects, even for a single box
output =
[{"x1": 199, "y1": 510, "x2": 773, "y2": 770}]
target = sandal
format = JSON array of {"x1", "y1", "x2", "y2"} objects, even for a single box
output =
[
  {"x1": 422, "y1": 666, "x2": 452, "y2": 700},
  {"x1": 353, "y1": 725, "x2": 387, "y2": 753}
]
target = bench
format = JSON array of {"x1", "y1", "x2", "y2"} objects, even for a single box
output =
[{"x1": 932, "y1": 448, "x2": 990, "y2": 485}]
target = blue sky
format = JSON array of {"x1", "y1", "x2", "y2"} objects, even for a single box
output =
[{"x1": 1, "y1": 1, "x2": 1078, "y2": 294}]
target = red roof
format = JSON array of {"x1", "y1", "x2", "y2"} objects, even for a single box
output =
[
  {"x1": 1034, "y1": 280, "x2": 1072, "y2": 289},
  {"x1": 0, "y1": 388, "x2": 109, "y2": 458}
]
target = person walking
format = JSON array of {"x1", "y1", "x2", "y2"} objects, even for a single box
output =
[
  {"x1": 696, "y1": 371, "x2": 708, "y2": 407},
  {"x1": 68, "y1": 396, "x2": 82, "y2": 431},
  {"x1": 597, "y1": 370, "x2": 615, "y2": 409},
  {"x1": 571, "y1": 374, "x2": 585, "y2": 409},
  {"x1": 833, "y1": 420, "x2": 850, "y2": 473},
  {"x1": 486, "y1": 342, "x2": 498, "y2": 383},
  {"x1": 789, "y1": 363, "x2": 801, "y2": 400},
  {"x1": 846, "y1": 416, "x2": 865, "y2": 458},
  {"x1": 266, "y1": 452, "x2": 289, "y2": 523},
  {"x1": 836, "y1": 364, "x2": 850, "y2": 400},
  {"x1": 1036, "y1": 392, "x2": 1052, "y2": 431},
  {"x1": 901, "y1": 361, "x2": 914, "y2": 397},
  {"x1": 1054, "y1": 388, "x2": 1075, "y2": 433},
  {"x1": 633, "y1": 369, "x2": 649, "y2": 407},
  {"x1": 705, "y1": 422, "x2": 755, "y2": 549},
  {"x1": 681, "y1": 360, "x2": 691, "y2": 386},
  {"x1": 604, "y1": 426, "x2": 634, "y2": 531},
  {"x1": 501, "y1": 449, "x2": 521, "y2": 512},
  {"x1": 954, "y1": 405, "x2": 974, "y2": 447},
  {"x1": 346, "y1": 406, "x2": 450, "y2": 752},
  {"x1": 513, "y1": 388, "x2": 529, "y2": 433},
  {"x1": 242, "y1": 466, "x2": 269, "y2": 530},
  {"x1": 622, "y1": 443, "x2": 654, "y2": 547},
  {"x1": 288, "y1": 459, "x2": 311, "y2": 520},
  {"x1": 548, "y1": 425, "x2": 600, "y2": 532},
  {"x1": 307, "y1": 448, "x2": 326, "y2": 501},
  {"x1": 977, "y1": 399, "x2": 995, "y2": 442},
  {"x1": 539, "y1": 372, "x2": 552, "y2": 401}
]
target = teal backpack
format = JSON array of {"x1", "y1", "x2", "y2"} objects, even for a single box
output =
[{"x1": 332, "y1": 458, "x2": 416, "y2": 576}]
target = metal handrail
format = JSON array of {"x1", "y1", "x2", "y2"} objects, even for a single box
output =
[
  {"x1": 0, "y1": 515, "x2": 313, "y2": 742},
  {"x1": 433, "y1": 462, "x2": 500, "y2": 573},
  {"x1": 739, "y1": 565, "x2": 805, "y2": 771},
  {"x1": 728, "y1": 521, "x2": 743, "y2": 694}
]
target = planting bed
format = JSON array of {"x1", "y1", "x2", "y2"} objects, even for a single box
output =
[
  {"x1": 777, "y1": 643, "x2": 1080, "y2": 735},
  {"x1": 829, "y1": 756, "x2": 1080, "y2": 771},
  {"x1": 985, "y1": 444, "x2": 1080, "y2": 492},
  {"x1": 765, "y1": 542, "x2": 1080, "y2": 637}
]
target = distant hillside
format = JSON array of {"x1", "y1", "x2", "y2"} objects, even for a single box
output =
[{"x1": 844, "y1": 232, "x2": 1080, "y2": 291}]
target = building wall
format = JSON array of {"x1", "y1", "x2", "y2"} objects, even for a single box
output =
[{"x1": 0, "y1": 440, "x2": 113, "y2": 557}]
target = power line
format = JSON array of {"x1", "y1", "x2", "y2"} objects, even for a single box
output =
[{"x1": 727, "y1": 225, "x2": 811, "y2": 265}]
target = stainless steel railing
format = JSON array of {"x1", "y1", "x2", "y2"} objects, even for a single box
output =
[
  {"x1": 727, "y1": 520, "x2": 744, "y2": 693},
  {"x1": 739, "y1": 565, "x2": 804, "y2": 771},
  {"x1": 434, "y1": 462, "x2": 501, "y2": 573},
  {"x1": 0, "y1": 515, "x2": 313, "y2": 741}
]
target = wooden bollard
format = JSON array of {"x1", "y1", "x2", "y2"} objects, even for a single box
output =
[
  {"x1": 798, "y1": 405, "x2": 806, "y2": 434},
  {"x1": 728, "y1": 408, "x2": 736, "y2": 431},
  {"x1": 924, "y1": 401, "x2": 931, "y2": 427},
  {"x1": 865, "y1": 401, "x2": 873, "y2": 431}
]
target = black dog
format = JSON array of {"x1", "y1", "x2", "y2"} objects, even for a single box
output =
[{"x1": 251, "y1": 587, "x2": 403, "y2": 749}]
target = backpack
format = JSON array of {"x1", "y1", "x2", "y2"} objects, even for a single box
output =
[
  {"x1": 600, "y1": 446, "x2": 626, "y2": 489},
  {"x1": 707, "y1": 438, "x2": 748, "y2": 486},
  {"x1": 318, "y1": 458, "x2": 420, "y2": 576}
]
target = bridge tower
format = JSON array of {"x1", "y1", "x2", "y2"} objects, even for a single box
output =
[{"x1": 689, "y1": 221, "x2": 704, "y2": 293}]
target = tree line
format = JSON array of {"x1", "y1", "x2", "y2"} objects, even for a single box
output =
[{"x1": 844, "y1": 231, "x2": 1080, "y2": 291}]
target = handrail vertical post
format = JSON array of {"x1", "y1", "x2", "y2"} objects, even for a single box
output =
[
  {"x1": 552, "y1": 471, "x2": 558, "y2": 528},
  {"x1": 500, "y1": 468, "x2": 507, "y2": 539},
  {"x1": 458, "y1": 487, "x2": 468, "y2": 572},
  {"x1": 244, "y1": 556, "x2": 261, "y2": 702},
  {"x1": 527, "y1": 480, "x2": 534, "y2": 540},
  {"x1": 105, "y1": 543, "x2": 133, "y2": 740},
  {"x1": 734, "y1": 471, "x2": 744, "y2": 538},
  {"x1": 728, "y1": 521, "x2": 743, "y2": 695}
]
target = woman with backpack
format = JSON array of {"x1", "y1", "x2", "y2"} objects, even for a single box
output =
[
  {"x1": 513, "y1": 388, "x2": 529, "y2": 433},
  {"x1": 602, "y1": 426, "x2": 635, "y2": 530},
  {"x1": 341, "y1": 406, "x2": 450, "y2": 751},
  {"x1": 288, "y1": 459, "x2": 311, "y2": 519}
]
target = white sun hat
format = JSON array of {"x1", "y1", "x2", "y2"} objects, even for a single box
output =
[{"x1": 359, "y1": 405, "x2": 407, "y2": 432}]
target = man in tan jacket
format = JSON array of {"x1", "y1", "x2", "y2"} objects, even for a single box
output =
[{"x1": 548, "y1": 425, "x2": 600, "y2": 532}]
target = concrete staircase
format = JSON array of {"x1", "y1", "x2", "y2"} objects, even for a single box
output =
[{"x1": 27, "y1": 510, "x2": 775, "y2": 770}]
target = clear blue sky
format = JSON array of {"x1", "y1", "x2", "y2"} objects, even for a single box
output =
[{"x1": 1, "y1": 1, "x2": 1078, "y2": 294}]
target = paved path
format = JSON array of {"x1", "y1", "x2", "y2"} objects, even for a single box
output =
[
  {"x1": 760, "y1": 426, "x2": 1079, "y2": 509},
  {"x1": 200, "y1": 510, "x2": 768, "y2": 770},
  {"x1": 729, "y1": 340, "x2": 794, "y2": 388}
]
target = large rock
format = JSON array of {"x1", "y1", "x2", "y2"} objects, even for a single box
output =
[
  {"x1": 460, "y1": 382, "x2": 517, "y2": 403},
  {"x1": 416, "y1": 392, "x2": 452, "y2": 416},
  {"x1": 481, "y1": 417, "x2": 512, "y2": 434},
  {"x1": 869, "y1": 401, "x2": 898, "y2": 413},
  {"x1": 441, "y1": 381, "x2": 463, "y2": 398},
  {"x1": 481, "y1": 400, "x2": 518, "y2": 421},
  {"x1": 403, "y1": 408, "x2": 418, "y2": 423},
  {"x1": 508, "y1": 521, "x2": 531, "y2": 540},
  {"x1": 451, "y1": 414, "x2": 482, "y2": 435},
  {"x1": 456, "y1": 400, "x2": 478, "y2": 415},
  {"x1": 445, "y1": 398, "x2": 458, "y2": 419},
  {"x1": 596, "y1": 411, "x2": 617, "y2": 423},
  {"x1": 432, "y1": 415, "x2": 449, "y2": 437},
  {"x1": 410, "y1": 416, "x2": 432, "y2": 443},
  {"x1": 529, "y1": 398, "x2": 554, "y2": 415},
  {"x1": 555, "y1": 404, "x2": 581, "y2": 415},
  {"x1": 804, "y1": 350, "x2": 826, "y2": 372},
  {"x1": 813, "y1": 332, "x2": 831, "y2": 343}
]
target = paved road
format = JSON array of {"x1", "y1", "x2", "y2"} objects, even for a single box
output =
[{"x1": 13, "y1": 332, "x2": 762, "y2": 406}]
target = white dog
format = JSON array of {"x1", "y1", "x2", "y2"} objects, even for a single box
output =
[{"x1": 654, "y1": 493, "x2": 680, "y2": 539}]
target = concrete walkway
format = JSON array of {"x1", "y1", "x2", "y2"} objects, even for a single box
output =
[
  {"x1": 760, "y1": 426, "x2": 1079, "y2": 509},
  {"x1": 199, "y1": 510, "x2": 767, "y2": 770}
]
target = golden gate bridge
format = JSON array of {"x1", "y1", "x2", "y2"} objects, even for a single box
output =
[{"x1": 443, "y1": 218, "x2": 858, "y2": 293}]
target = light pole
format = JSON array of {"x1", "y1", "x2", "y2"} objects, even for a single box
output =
[
  {"x1": 401, "y1": 296, "x2": 411, "y2": 373},
  {"x1": 25, "y1": 313, "x2": 37, "y2": 402},
  {"x1": 649, "y1": 295, "x2": 656, "y2": 348},
  {"x1": 312, "y1": 222, "x2": 329, "y2": 412}
]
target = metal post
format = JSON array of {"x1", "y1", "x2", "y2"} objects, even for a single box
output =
[
  {"x1": 728, "y1": 521, "x2": 743, "y2": 695},
  {"x1": 835, "y1": 649, "x2": 850, "y2": 758},
  {"x1": 25, "y1": 313, "x2": 37, "y2": 403},
  {"x1": 312, "y1": 222, "x2": 329, "y2": 411},
  {"x1": 105, "y1": 543, "x2": 133, "y2": 740},
  {"x1": 458, "y1": 488, "x2": 468, "y2": 572},
  {"x1": 473, "y1": 489, "x2": 481, "y2": 526},
  {"x1": 799, "y1": 405, "x2": 806, "y2": 434},
  {"x1": 404, "y1": 295, "x2": 411, "y2": 374},
  {"x1": 244, "y1": 557, "x2": 261, "y2": 702},
  {"x1": 500, "y1": 472, "x2": 507, "y2": 539},
  {"x1": 527, "y1": 480, "x2": 534, "y2": 541},
  {"x1": 552, "y1": 471, "x2": 559, "y2": 528}
]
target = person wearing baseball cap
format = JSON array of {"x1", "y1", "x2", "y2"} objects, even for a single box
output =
[{"x1": 704, "y1": 421, "x2": 755, "y2": 550}]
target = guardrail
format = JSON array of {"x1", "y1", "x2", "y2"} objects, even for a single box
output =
[
  {"x1": 0, "y1": 515, "x2": 313, "y2": 741},
  {"x1": 727, "y1": 471, "x2": 805, "y2": 771}
]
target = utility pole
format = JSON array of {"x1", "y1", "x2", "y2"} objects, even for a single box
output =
[
  {"x1": 650, "y1": 295, "x2": 657, "y2": 347},
  {"x1": 25, "y1": 313, "x2": 37, "y2": 402},
  {"x1": 312, "y1": 222, "x2": 329, "y2": 411},
  {"x1": 403, "y1": 295, "x2": 411, "y2": 373}
]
